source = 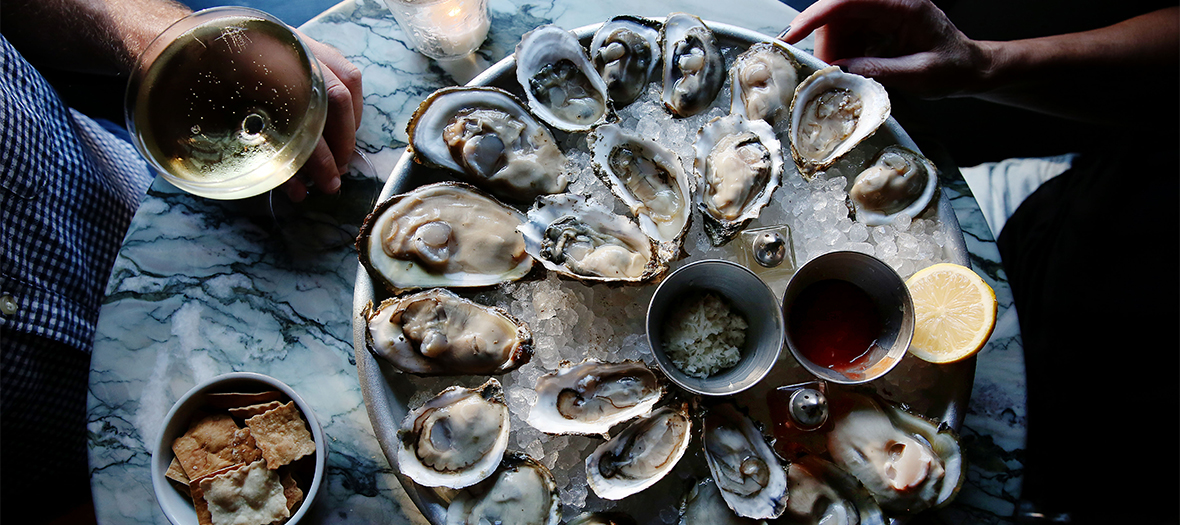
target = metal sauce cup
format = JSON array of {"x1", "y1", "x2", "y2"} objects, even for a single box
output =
[
  {"x1": 782, "y1": 251, "x2": 914, "y2": 384},
  {"x1": 647, "y1": 259, "x2": 784, "y2": 396}
]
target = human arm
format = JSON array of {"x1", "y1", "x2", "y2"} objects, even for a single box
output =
[
  {"x1": 1, "y1": 0, "x2": 363, "y2": 201},
  {"x1": 780, "y1": 0, "x2": 1179, "y2": 124}
]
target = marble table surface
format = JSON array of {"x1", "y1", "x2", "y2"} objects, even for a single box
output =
[{"x1": 87, "y1": 0, "x2": 1027, "y2": 523}]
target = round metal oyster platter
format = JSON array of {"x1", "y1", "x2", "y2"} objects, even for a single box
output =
[{"x1": 353, "y1": 18, "x2": 974, "y2": 525}]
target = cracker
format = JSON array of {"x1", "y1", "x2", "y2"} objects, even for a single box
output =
[
  {"x1": 245, "y1": 402, "x2": 315, "y2": 469},
  {"x1": 172, "y1": 413, "x2": 263, "y2": 481},
  {"x1": 280, "y1": 470, "x2": 304, "y2": 513},
  {"x1": 206, "y1": 391, "x2": 284, "y2": 410},
  {"x1": 166, "y1": 457, "x2": 191, "y2": 486},
  {"x1": 228, "y1": 401, "x2": 284, "y2": 419},
  {"x1": 200, "y1": 459, "x2": 290, "y2": 525},
  {"x1": 189, "y1": 464, "x2": 241, "y2": 525}
]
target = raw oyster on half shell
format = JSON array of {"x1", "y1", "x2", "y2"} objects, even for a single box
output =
[
  {"x1": 591, "y1": 15, "x2": 663, "y2": 108},
  {"x1": 586, "y1": 403, "x2": 693, "y2": 500},
  {"x1": 364, "y1": 288, "x2": 532, "y2": 376},
  {"x1": 693, "y1": 114, "x2": 785, "y2": 245},
  {"x1": 589, "y1": 123, "x2": 693, "y2": 257},
  {"x1": 445, "y1": 451, "x2": 561, "y2": 525},
  {"x1": 679, "y1": 477, "x2": 766, "y2": 525},
  {"x1": 567, "y1": 512, "x2": 637, "y2": 525},
  {"x1": 780, "y1": 456, "x2": 887, "y2": 525},
  {"x1": 729, "y1": 42, "x2": 799, "y2": 126},
  {"x1": 660, "y1": 13, "x2": 725, "y2": 117},
  {"x1": 788, "y1": 66, "x2": 891, "y2": 179},
  {"x1": 849, "y1": 145, "x2": 939, "y2": 226},
  {"x1": 519, "y1": 193, "x2": 666, "y2": 283},
  {"x1": 406, "y1": 86, "x2": 568, "y2": 204},
  {"x1": 397, "y1": 379, "x2": 511, "y2": 489},
  {"x1": 516, "y1": 25, "x2": 614, "y2": 132},
  {"x1": 526, "y1": 359, "x2": 664, "y2": 435},
  {"x1": 825, "y1": 390, "x2": 964, "y2": 514},
  {"x1": 356, "y1": 182, "x2": 534, "y2": 293},
  {"x1": 702, "y1": 403, "x2": 789, "y2": 520}
]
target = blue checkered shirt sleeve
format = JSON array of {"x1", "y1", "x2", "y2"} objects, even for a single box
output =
[{"x1": 1, "y1": 35, "x2": 154, "y2": 352}]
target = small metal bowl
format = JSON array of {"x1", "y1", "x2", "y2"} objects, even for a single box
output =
[
  {"x1": 782, "y1": 251, "x2": 914, "y2": 384},
  {"x1": 647, "y1": 259, "x2": 784, "y2": 396},
  {"x1": 152, "y1": 372, "x2": 327, "y2": 525}
]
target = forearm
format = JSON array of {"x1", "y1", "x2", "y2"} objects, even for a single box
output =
[
  {"x1": 968, "y1": 7, "x2": 1179, "y2": 123},
  {"x1": 1, "y1": 0, "x2": 191, "y2": 75}
]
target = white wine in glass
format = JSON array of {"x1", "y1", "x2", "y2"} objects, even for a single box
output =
[{"x1": 126, "y1": 7, "x2": 327, "y2": 200}]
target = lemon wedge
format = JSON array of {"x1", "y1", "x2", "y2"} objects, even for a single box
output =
[{"x1": 905, "y1": 263, "x2": 997, "y2": 364}]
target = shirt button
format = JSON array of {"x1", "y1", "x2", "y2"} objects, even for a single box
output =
[{"x1": 0, "y1": 294, "x2": 16, "y2": 315}]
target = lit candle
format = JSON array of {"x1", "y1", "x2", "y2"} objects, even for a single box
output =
[{"x1": 383, "y1": 0, "x2": 490, "y2": 61}]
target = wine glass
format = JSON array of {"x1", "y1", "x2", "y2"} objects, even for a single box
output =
[{"x1": 125, "y1": 7, "x2": 327, "y2": 200}]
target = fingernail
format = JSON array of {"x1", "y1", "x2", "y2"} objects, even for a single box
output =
[
  {"x1": 338, "y1": 163, "x2": 350, "y2": 176},
  {"x1": 776, "y1": 25, "x2": 792, "y2": 40},
  {"x1": 325, "y1": 176, "x2": 342, "y2": 193}
]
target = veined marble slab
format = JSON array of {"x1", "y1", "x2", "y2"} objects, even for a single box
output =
[{"x1": 88, "y1": 1, "x2": 1025, "y2": 524}]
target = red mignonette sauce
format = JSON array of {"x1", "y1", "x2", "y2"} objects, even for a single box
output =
[{"x1": 787, "y1": 279, "x2": 883, "y2": 373}]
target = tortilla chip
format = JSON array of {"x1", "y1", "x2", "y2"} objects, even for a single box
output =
[
  {"x1": 228, "y1": 401, "x2": 284, "y2": 419},
  {"x1": 206, "y1": 391, "x2": 284, "y2": 410},
  {"x1": 172, "y1": 413, "x2": 262, "y2": 480},
  {"x1": 200, "y1": 459, "x2": 289, "y2": 525},
  {"x1": 245, "y1": 402, "x2": 315, "y2": 469},
  {"x1": 281, "y1": 471, "x2": 304, "y2": 513}
]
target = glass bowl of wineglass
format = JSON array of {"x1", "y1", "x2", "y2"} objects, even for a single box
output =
[{"x1": 125, "y1": 7, "x2": 327, "y2": 200}]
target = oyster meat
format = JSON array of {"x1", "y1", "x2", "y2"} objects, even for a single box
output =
[
  {"x1": 397, "y1": 379, "x2": 511, "y2": 489},
  {"x1": 849, "y1": 145, "x2": 939, "y2": 226},
  {"x1": 519, "y1": 193, "x2": 666, "y2": 283},
  {"x1": 591, "y1": 15, "x2": 663, "y2": 108},
  {"x1": 407, "y1": 86, "x2": 568, "y2": 203},
  {"x1": 446, "y1": 452, "x2": 561, "y2": 525},
  {"x1": 586, "y1": 403, "x2": 693, "y2": 500},
  {"x1": 589, "y1": 123, "x2": 693, "y2": 256},
  {"x1": 660, "y1": 13, "x2": 725, "y2": 117},
  {"x1": 729, "y1": 42, "x2": 799, "y2": 126},
  {"x1": 788, "y1": 66, "x2": 891, "y2": 179},
  {"x1": 516, "y1": 25, "x2": 614, "y2": 132},
  {"x1": 679, "y1": 478, "x2": 766, "y2": 525},
  {"x1": 825, "y1": 391, "x2": 964, "y2": 514},
  {"x1": 356, "y1": 182, "x2": 534, "y2": 293},
  {"x1": 780, "y1": 456, "x2": 887, "y2": 525},
  {"x1": 702, "y1": 403, "x2": 789, "y2": 520},
  {"x1": 364, "y1": 288, "x2": 532, "y2": 376},
  {"x1": 693, "y1": 114, "x2": 785, "y2": 245},
  {"x1": 527, "y1": 359, "x2": 663, "y2": 435}
]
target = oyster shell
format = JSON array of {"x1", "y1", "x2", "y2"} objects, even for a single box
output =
[
  {"x1": 519, "y1": 193, "x2": 666, "y2": 283},
  {"x1": 591, "y1": 15, "x2": 663, "y2": 108},
  {"x1": 589, "y1": 123, "x2": 694, "y2": 257},
  {"x1": 849, "y1": 145, "x2": 939, "y2": 226},
  {"x1": 526, "y1": 359, "x2": 664, "y2": 435},
  {"x1": 356, "y1": 182, "x2": 534, "y2": 293},
  {"x1": 693, "y1": 114, "x2": 785, "y2": 245},
  {"x1": 586, "y1": 403, "x2": 693, "y2": 500},
  {"x1": 788, "y1": 66, "x2": 891, "y2": 180},
  {"x1": 406, "y1": 86, "x2": 568, "y2": 204},
  {"x1": 702, "y1": 403, "x2": 789, "y2": 520},
  {"x1": 729, "y1": 42, "x2": 799, "y2": 126},
  {"x1": 445, "y1": 451, "x2": 561, "y2": 525},
  {"x1": 780, "y1": 456, "x2": 887, "y2": 525},
  {"x1": 566, "y1": 512, "x2": 637, "y2": 525},
  {"x1": 679, "y1": 478, "x2": 766, "y2": 525},
  {"x1": 660, "y1": 13, "x2": 725, "y2": 117},
  {"x1": 364, "y1": 288, "x2": 532, "y2": 376},
  {"x1": 396, "y1": 379, "x2": 511, "y2": 489},
  {"x1": 825, "y1": 391, "x2": 964, "y2": 514},
  {"x1": 516, "y1": 25, "x2": 614, "y2": 132}
]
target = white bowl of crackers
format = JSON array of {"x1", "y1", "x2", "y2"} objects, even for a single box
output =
[{"x1": 152, "y1": 372, "x2": 326, "y2": 525}]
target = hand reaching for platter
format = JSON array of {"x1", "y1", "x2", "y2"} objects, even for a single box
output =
[{"x1": 778, "y1": 0, "x2": 986, "y2": 99}]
